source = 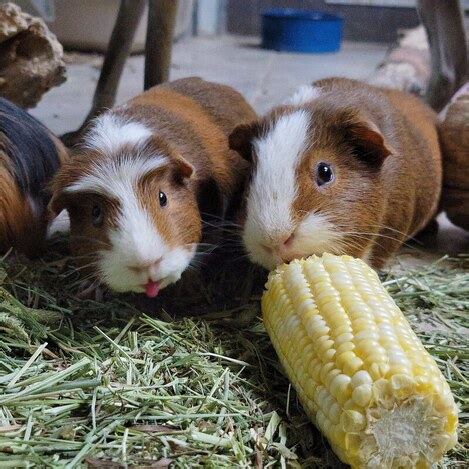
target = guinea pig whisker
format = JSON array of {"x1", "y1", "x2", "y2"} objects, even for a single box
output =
[
  {"x1": 67, "y1": 234, "x2": 109, "y2": 248},
  {"x1": 75, "y1": 279, "x2": 103, "y2": 300},
  {"x1": 334, "y1": 223, "x2": 423, "y2": 246},
  {"x1": 340, "y1": 234, "x2": 393, "y2": 255},
  {"x1": 199, "y1": 211, "x2": 226, "y2": 220},
  {"x1": 335, "y1": 238, "x2": 366, "y2": 255},
  {"x1": 194, "y1": 252, "x2": 216, "y2": 260},
  {"x1": 188, "y1": 257, "x2": 206, "y2": 270},
  {"x1": 341, "y1": 232, "x2": 420, "y2": 255},
  {"x1": 200, "y1": 218, "x2": 228, "y2": 227},
  {"x1": 65, "y1": 262, "x2": 101, "y2": 278},
  {"x1": 367, "y1": 225, "x2": 424, "y2": 246},
  {"x1": 221, "y1": 232, "x2": 243, "y2": 239},
  {"x1": 229, "y1": 252, "x2": 252, "y2": 263},
  {"x1": 220, "y1": 240, "x2": 244, "y2": 248},
  {"x1": 67, "y1": 252, "x2": 102, "y2": 264},
  {"x1": 191, "y1": 253, "x2": 207, "y2": 262},
  {"x1": 345, "y1": 237, "x2": 394, "y2": 258},
  {"x1": 202, "y1": 224, "x2": 241, "y2": 236},
  {"x1": 337, "y1": 236, "x2": 364, "y2": 248},
  {"x1": 367, "y1": 225, "x2": 418, "y2": 243},
  {"x1": 68, "y1": 270, "x2": 101, "y2": 290},
  {"x1": 189, "y1": 242, "x2": 220, "y2": 253},
  {"x1": 372, "y1": 235, "x2": 422, "y2": 252},
  {"x1": 361, "y1": 223, "x2": 414, "y2": 238},
  {"x1": 199, "y1": 212, "x2": 242, "y2": 227},
  {"x1": 336, "y1": 233, "x2": 384, "y2": 254},
  {"x1": 197, "y1": 243, "x2": 220, "y2": 251},
  {"x1": 67, "y1": 252, "x2": 102, "y2": 261},
  {"x1": 214, "y1": 240, "x2": 244, "y2": 252},
  {"x1": 201, "y1": 218, "x2": 242, "y2": 229},
  {"x1": 340, "y1": 231, "x2": 403, "y2": 244},
  {"x1": 363, "y1": 233, "x2": 417, "y2": 251},
  {"x1": 76, "y1": 272, "x2": 100, "y2": 286},
  {"x1": 74, "y1": 261, "x2": 101, "y2": 271}
]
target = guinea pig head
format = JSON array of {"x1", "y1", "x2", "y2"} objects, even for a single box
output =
[
  {"x1": 229, "y1": 102, "x2": 393, "y2": 270},
  {"x1": 49, "y1": 131, "x2": 200, "y2": 296}
]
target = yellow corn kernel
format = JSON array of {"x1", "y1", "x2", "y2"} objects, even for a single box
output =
[{"x1": 262, "y1": 253, "x2": 458, "y2": 469}]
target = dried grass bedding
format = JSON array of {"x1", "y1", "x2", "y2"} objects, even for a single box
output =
[{"x1": 0, "y1": 247, "x2": 467, "y2": 468}]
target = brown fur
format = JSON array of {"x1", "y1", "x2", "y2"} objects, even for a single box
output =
[
  {"x1": 0, "y1": 162, "x2": 36, "y2": 254},
  {"x1": 51, "y1": 134, "x2": 70, "y2": 166},
  {"x1": 0, "y1": 136, "x2": 68, "y2": 257},
  {"x1": 230, "y1": 77, "x2": 442, "y2": 268},
  {"x1": 125, "y1": 84, "x2": 246, "y2": 197},
  {"x1": 59, "y1": 191, "x2": 116, "y2": 263},
  {"x1": 50, "y1": 78, "x2": 257, "y2": 274}
]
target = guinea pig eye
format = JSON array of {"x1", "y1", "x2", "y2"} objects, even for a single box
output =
[
  {"x1": 316, "y1": 162, "x2": 334, "y2": 187},
  {"x1": 91, "y1": 204, "x2": 104, "y2": 227},
  {"x1": 159, "y1": 191, "x2": 168, "y2": 207}
]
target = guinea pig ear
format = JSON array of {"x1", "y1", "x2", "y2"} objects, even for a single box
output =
[
  {"x1": 47, "y1": 190, "x2": 67, "y2": 219},
  {"x1": 229, "y1": 121, "x2": 262, "y2": 162},
  {"x1": 172, "y1": 154, "x2": 195, "y2": 181},
  {"x1": 345, "y1": 118, "x2": 393, "y2": 168},
  {"x1": 47, "y1": 175, "x2": 72, "y2": 219}
]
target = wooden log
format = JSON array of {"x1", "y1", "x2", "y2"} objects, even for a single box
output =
[
  {"x1": 0, "y1": 3, "x2": 66, "y2": 108},
  {"x1": 368, "y1": 26, "x2": 430, "y2": 96}
]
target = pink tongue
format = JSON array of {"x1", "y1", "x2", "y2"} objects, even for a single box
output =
[{"x1": 144, "y1": 281, "x2": 160, "y2": 298}]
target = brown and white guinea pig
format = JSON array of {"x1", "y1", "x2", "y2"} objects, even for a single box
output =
[
  {"x1": 229, "y1": 77, "x2": 442, "y2": 270},
  {"x1": 49, "y1": 77, "x2": 256, "y2": 297},
  {"x1": 0, "y1": 97, "x2": 68, "y2": 257}
]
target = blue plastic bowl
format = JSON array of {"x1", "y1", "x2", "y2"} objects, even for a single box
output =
[{"x1": 261, "y1": 9, "x2": 343, "y2": 53}]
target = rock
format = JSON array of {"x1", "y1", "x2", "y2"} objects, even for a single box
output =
[
  {"x1": 0, "y1": 2, "x2": 66, "y2": 108},
  {"x1": 368, "y1": 26, "x2": 430, "y2": 96}
]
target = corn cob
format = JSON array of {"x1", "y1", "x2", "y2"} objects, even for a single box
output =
[{"x1": 262, "y1": 253, "x2": 458, "y2": 469}]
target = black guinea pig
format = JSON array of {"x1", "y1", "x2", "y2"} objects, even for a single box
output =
[{"x1": 0, "y1": 98, "x2": 68, "y2": 256}]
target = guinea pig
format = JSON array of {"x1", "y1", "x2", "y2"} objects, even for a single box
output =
[
  {"x1": 50, "y1": 77, "x2": 256, "y2": 297},
  {"x1": 0, "y1": 97, "x2": 68, "y2": 257},
  {"x1": 229, "y1": 77, "x2": 442, "y2": 270}
]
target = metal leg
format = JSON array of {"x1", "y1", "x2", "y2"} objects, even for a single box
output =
[
  {"x1": 144, "y1": 0, "x2": 178, "y2": 90},
  {"x1": 417, "y1": 0, "x2": 468, "y2": 112},
  {"x1": 62, "y1": 0, "x2": 146, "y2": 146}
]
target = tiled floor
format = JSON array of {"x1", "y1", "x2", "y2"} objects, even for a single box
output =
[{"x1": 31, "y1": 35, "x2": 390, "y2": 134}]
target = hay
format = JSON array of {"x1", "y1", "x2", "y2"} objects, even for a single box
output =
[{"x1": 0, "y1": 249, "x2": 467, "y2": 468}]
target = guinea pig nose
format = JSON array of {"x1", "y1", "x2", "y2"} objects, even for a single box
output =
[{"x1": 128, "y1": 257, "x2": 162, "y2": 273}]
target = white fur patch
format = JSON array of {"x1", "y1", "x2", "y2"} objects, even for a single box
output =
[
  {"x1": 73, "y1": 114, "x2": 160, "y2": 198},
  {"x1": 293, "y1": 212, "x2": 343, "y2": 257},
  {"x1": 111, "y1": 187, "x2": 166, "y2": 266},
  {"x1": 243, "y1": 110, "x2": 310, "y2": 268},
  {"x1": 100, "y1": 242, "x2": 195, "y2": 293},
  {"x1": 85, "y1": 114, "x2": 153, "y2": 154},
  {"x1": 65, "y1": 156, "x2": 168, "y2": 198},
  {"x1": 286, "y1": 85, "x2": 322, "y2": 106},
  {"x1": 103, "y1": 192, "x2": 193, "y2": 290}
]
